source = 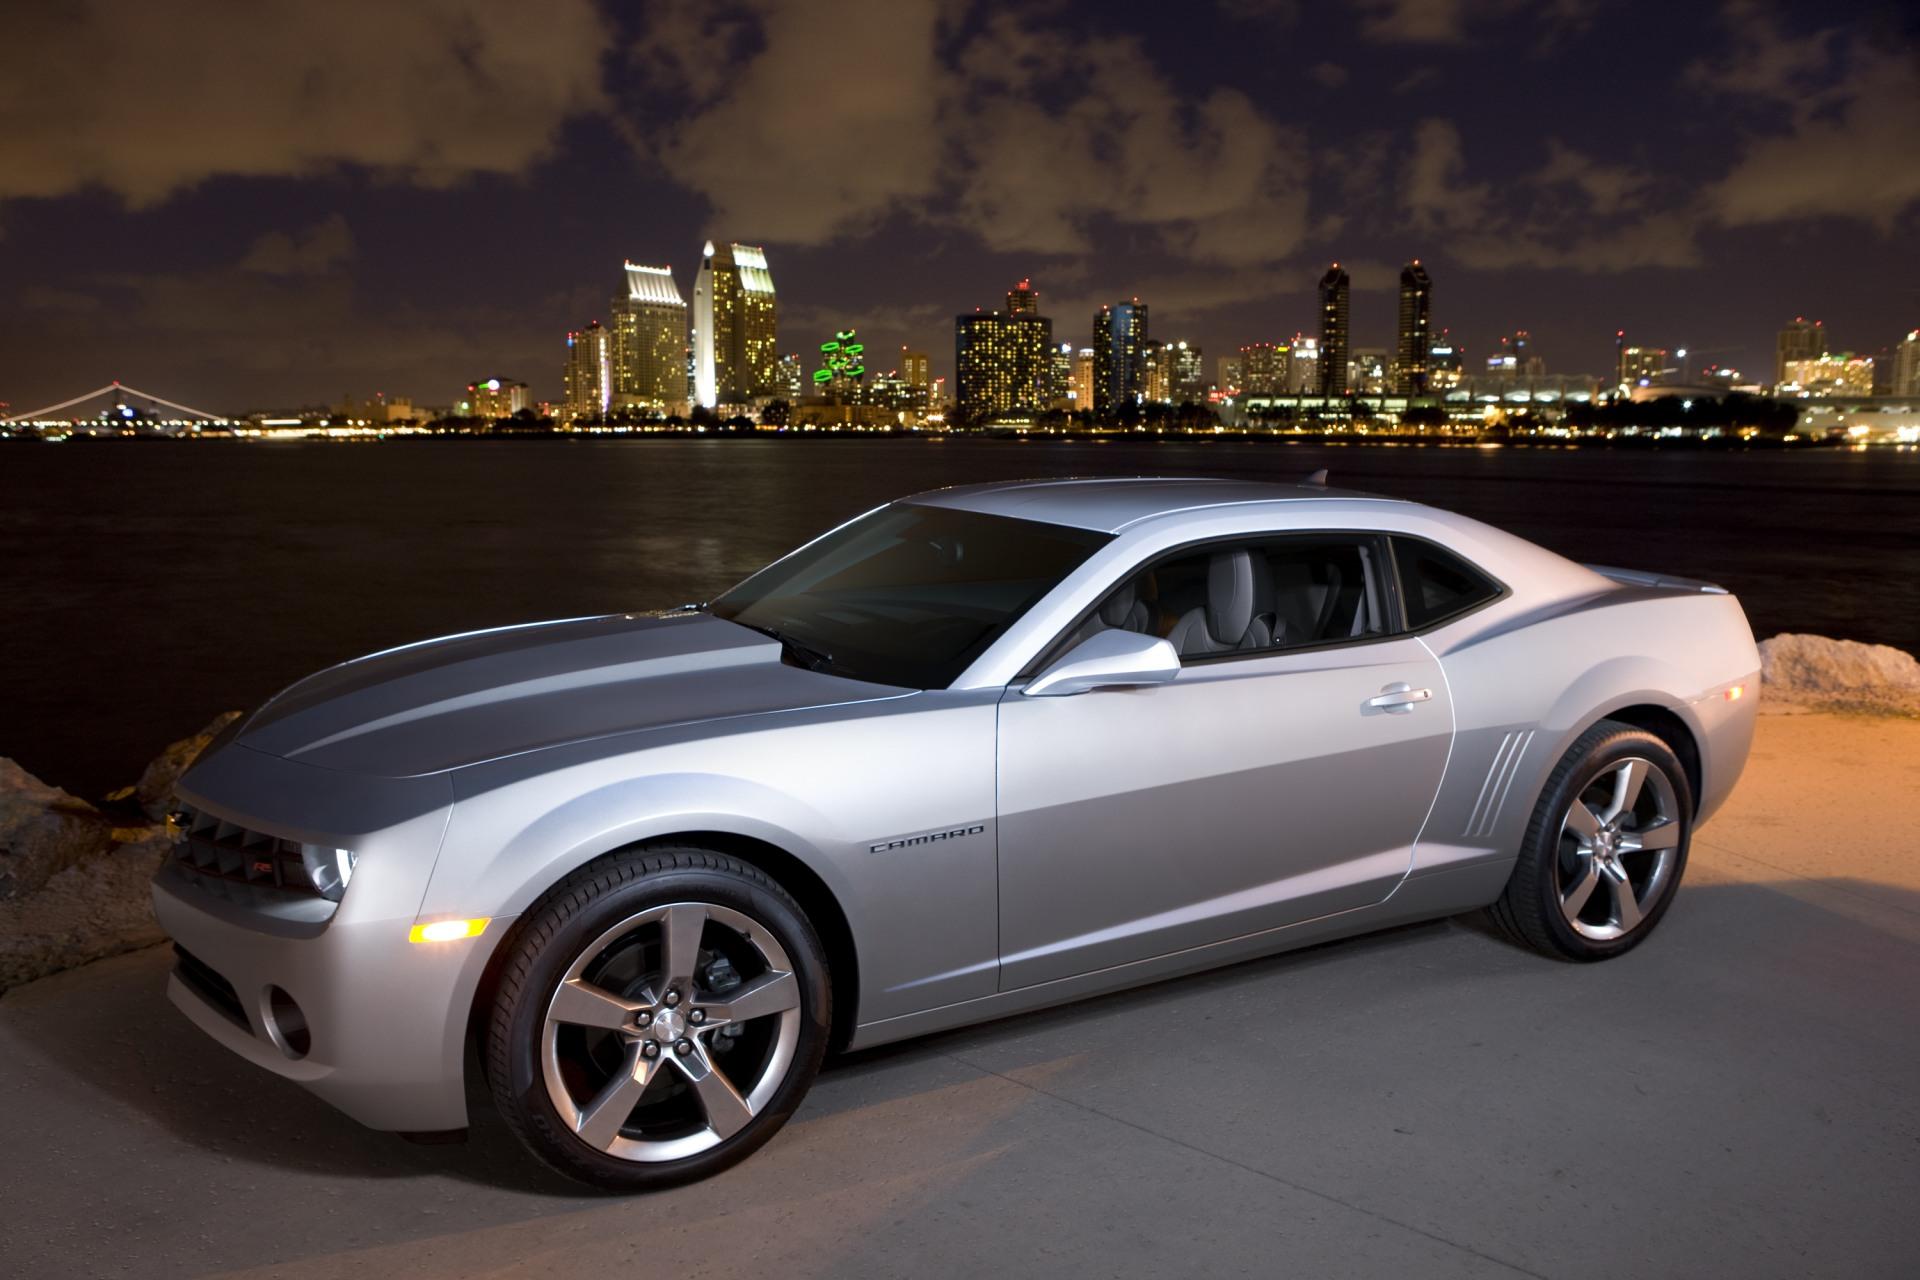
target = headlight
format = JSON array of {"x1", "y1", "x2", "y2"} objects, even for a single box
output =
[{"x1": 300, "y1": 843, "x2": 357, "y2": 901}]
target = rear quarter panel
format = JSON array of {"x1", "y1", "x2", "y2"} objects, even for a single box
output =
[{"x1": 1412, "y1": 587, "x2": 1759, "y2": 884}]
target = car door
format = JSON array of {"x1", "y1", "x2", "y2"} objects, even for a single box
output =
[{"x1": 994, "y1": 532, "x2": 1454, "y2": 991}]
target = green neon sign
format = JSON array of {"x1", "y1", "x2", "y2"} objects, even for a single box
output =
[{"x1": 813, "y1": 329, "x2": 865, "y2": 384}]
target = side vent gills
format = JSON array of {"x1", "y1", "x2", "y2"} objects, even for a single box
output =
[{"x1": 1465, "y1": 730, "x2": 1534, "y2": 839}]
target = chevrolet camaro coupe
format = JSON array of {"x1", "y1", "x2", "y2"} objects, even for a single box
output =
[{"x1": 154, "y1": 477, "x2": 1760, "y2": 1189}]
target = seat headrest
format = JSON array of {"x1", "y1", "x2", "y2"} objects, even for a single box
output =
[
  {"x1": 1099, "y1": 580, "x2": 1139, "y2": 627},
  {"x1": 1205, "y1": 550, "x2": 1255, "y2": 641}
]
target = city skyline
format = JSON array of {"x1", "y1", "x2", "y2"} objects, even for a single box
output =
[{"x1": 2, "y1": 1, "x2": 1917, "y2": 411}]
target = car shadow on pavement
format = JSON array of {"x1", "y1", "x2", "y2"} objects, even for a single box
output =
[{"x1": 7, "y1": 873, "x2": 1916, "y2": 1204}]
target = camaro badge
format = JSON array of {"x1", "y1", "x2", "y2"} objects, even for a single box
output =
[{"x1": 868, "y1": 824, "x2": 986, "y2": 854}]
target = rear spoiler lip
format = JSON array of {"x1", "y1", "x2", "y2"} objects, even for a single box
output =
[{"x1": 1584, "y1": 563, "x2": 1730, "y2": 595}]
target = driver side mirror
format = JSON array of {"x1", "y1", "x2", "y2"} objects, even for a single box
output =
[{"x1": 1024, "y1": 629, "x2": 1181, "y2": 697}]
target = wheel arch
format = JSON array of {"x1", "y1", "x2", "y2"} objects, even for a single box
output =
[
  {"x1": 465, "y1": 828, "x2": 864, "y2": 1075},
  {"x1": 1594, "y1": 702, "x2": 1703, "y2": 816}
]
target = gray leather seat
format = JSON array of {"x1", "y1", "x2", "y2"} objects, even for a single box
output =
[{"x1": 1165, "y1": 550, "x2": 1272, "y2": 656}]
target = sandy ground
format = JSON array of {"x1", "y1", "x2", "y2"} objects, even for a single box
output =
[{"x1": 2, "y1": 711, "x2": 1916, "y2": 1280}]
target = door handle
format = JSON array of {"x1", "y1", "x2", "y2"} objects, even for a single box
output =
[{"x1": 1367, "y1": 683, "x2": 1433, "y2": 713}]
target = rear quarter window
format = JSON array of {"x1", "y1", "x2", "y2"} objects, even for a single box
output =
[{"x1": 1393, "y1": 538, "x2": 1501, "y2": 629}]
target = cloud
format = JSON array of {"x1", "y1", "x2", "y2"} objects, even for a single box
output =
[
  {"x1": 0, "y1": 0, "x2": 610, "y2": 206},
  {"x1": 1399, "y1": 120, "x2": 1697, "y2": 270},
  {"x1": 637, "y1": 3, "x2": 1316, "y2": 269},
  {"x1": 239, "y1": 216, "x2": 355, "y2": 277},
  {"x1": 642, "y1": 0, "x2": 944, "y2": 244},
  {"x1": 1691, "y1": 5, "x2": 1920, "y2": 230},
  {"x1": 1309, "y1": 62, "x2": 1351, "y2": 89},
  {"x1": 1348, "y1": 0, "x2": 1598, "y2": 45}
]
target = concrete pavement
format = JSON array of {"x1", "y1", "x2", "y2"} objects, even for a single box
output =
[{"x1": 3, "y1": 712, "x2": 1917, "y2": 1279}]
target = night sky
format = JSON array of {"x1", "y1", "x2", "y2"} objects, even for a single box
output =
[{"x1": 3, "y1": 0, "x2": 1917, "y2": 413}]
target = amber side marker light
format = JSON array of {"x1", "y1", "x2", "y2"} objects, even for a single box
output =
[
  {"x1": 1725, "y1": 684, "x2": 1745, "y2": 701},
  {"x1": 408, "y1": 918, "x2": 491, "y2": 944}
]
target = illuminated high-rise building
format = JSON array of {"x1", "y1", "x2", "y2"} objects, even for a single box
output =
[
  {"x1": 1894, "y1": 330, "x2": 1920, "y2": 397},
  {"x1": 955, "y1": 284, "x2": 1052, "y2": 420},
  {"x1": 1395, "y1": 261, "x2": 1432, "y2": 395},
  {"x1": 1071, "y1": 348, "x2": 1097, "y2": 415},
  {"x1": 1775, "y1": 317, "x2": 1827, "y2": 387},
  {"x1": 1618, "y1": 343, "x2": 1668, "y2": 388},
  {"x1": 778, "y1": 353, "x2": 804, "y2": 402},
  {"x1": 1093, "y1": 299, "x2": 1149, "y2": 415},
  {"x1": 1288, "y1": 335, "x2": 1320, "y2": 392},
  {"x1": 1428, "y1": 328, "x2": 1464, "y2": 391},
  {"x1": 1240, "y1": 343, "x2": 1286, "y2": 395},
  {"x1": 467, "y1": 377, "x2": 529, "y2": 418},
  {"x1": 1318, "y1": 264, "x2": 1350, "y2": 396},
  {"x1": 1007, "y1": 278, "x2": 1040, "y2": 316},
  {"x1": 1349, "y1": 348, "x2": 1389, "y2": 396},
  {"x1": 1168, "y1": 341, "x2": 1205, "y2": 403},
  {"x1": 1144, "y1": 341, "x2": 1172, "y2": 403},
  {"x1": 694, "y1": 241, "x2": 777, "y2": 407},
  {"x1": 562, "y1": 321, "x2": 613, "y2": 421},
  {"x1": 900, "y1": 348, "x2": 931, "y2": 409},
  {"x1": 1216, "y1": 355, "x2": 1243, "y2": 395},
  {"x1": 1050, "y1": 342, "x2": 1075, "y2": 408},
  {"x1": 610, "y1": 262, "x2": 687, "y2": 410}
]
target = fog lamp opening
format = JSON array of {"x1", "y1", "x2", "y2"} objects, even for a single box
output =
[{"x1": 265, "y1": 985, "x2": 311, "y2": 1059}]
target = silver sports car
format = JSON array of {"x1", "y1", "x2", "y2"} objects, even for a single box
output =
[{"x1": 154, "y1": 477, "x2": 1759, "y2": 1189}]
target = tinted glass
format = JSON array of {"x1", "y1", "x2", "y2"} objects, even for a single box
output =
[
  {"x1": 711, "y1": 504, "x2": 1110, "y2": 689},
  {"x1": 1393, "y1": 538, "x2": 1500, "y2": 628},
  {"x1": 1070, "y1": 535, "x2": 1387, "y2": 661}
]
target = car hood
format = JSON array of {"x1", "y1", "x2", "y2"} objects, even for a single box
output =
[{"x1": 231, "y1": 612, "x2": 911, "y2": 778}]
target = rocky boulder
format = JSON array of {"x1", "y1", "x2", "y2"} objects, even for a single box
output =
[
  {"x1": 105, "y1": 710, "x2": 243, "y2": 819},
  {"x1": 1758, "y1": 634, "x2": 1920, "y2": 716},
  {"x1": 0, "y1": 759, "x2": 115, "y2": 901}
]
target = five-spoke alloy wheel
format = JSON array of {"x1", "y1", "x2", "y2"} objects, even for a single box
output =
[
  {"x1": 1490, "y1": 720, "x2": 1693, "y2": 961},
  {"x1": 487, "y1": 847, "x2": 830, "y2": 1190}
]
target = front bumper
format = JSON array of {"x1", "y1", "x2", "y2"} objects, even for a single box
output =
[{"x1": 152, "y1": 745, "x2": 504, "y2": 1132}]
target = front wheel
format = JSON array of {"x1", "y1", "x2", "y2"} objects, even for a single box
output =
[
  {"x1": 485, "y1": 847, "x2": 831, "y2": 1190},
  {"x1": 1488, "y1": 720, "x2": 1693, "y2": 961}
]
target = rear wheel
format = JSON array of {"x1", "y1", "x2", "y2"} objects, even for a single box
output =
[
  {"x1": 1489, "y1": 720, "x2": 1692, "y2": 961},
  {"x1": 486, "y1": 846, "x2": 830, "y2": 1190}
]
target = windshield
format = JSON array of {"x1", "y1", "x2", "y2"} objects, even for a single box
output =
[{"x1": 709, "y1": 503, "x2": 1111, "y2": 689}]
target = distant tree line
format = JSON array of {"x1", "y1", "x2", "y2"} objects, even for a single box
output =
[{"x1": 1563, "y1": 393, "x2": 1801, "y2": 434}]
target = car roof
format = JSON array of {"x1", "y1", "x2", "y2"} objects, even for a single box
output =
[{"x1": 905, "y1": 476, "x2": 1411, "y2": 534}]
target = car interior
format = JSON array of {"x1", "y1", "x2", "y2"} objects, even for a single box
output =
[{"x1": 1069, "y1": 537, "x2": 1389, "y2": 660}]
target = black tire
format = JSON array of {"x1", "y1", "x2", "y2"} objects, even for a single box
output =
[
  {"x1": 1488, "y1": 719, "x2": 1693, "y2": 962},
  {"x1": 485, "y1": 844, "x2": 831, "y2": 1191}
]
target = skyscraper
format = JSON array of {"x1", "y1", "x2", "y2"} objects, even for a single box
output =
[
  {"x1": 1775, "y1": 317, "x2": 1826, "y2": 386},
  {"x1": 1318, "y1": 264, "x2": 1350, "y2": 397},
  {"x1": 954, "y1": 282, "x2": 1052, "y2": 420},
  {"x1": 1007, "y1": 278, "x2": 1039, "y2": 316},
  {"x1": 1288, "y1": 336, "x2": 1319, "y2": 393},
  {"x1": 1240, "y1": 343, "x2": 1285, "y2": 395},
  {"x1": 694, "y1": 241, "x2": 777, "y2": 408},
  {"x1": 1216, "y1": 355, "x2": 1243, "y2": 395},
  {"x1": 562, "y1": 321, "x2": 612, "y2": 421},
  {"x1": 1093, "y1": 299, "x2": 1149, "y2": 416},
  {"x1": 1395, "y1": 260, "x2": 1432, "y2": 395},
  {"x1": 610, "y1": 262, "x2": 687, "y2": 410},
  {"x1": 1050, "y1": 342, "x2": 1075, "y2": 408},
  {"x1": 1169, "y1": 341, "x2": 1205, "y2": 403},
  {"x1": 1895, "y1": 330, "x2": 1920, "y2": 398},
  {"x1": 1071, "y1": 348, "x2": 1097, "y2": 415},
  {"x1": 901, "y1": 348, "x2": 931, "y2": 409}
]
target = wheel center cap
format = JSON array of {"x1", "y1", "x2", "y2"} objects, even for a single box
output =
[{"x1": 650, "y1": 1008, "x2": 685, "y2": 1043}]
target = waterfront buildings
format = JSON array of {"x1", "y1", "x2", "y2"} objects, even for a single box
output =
[
  {"x1": 1776, "y1": 317, "x2": 1827, "y2": 386},
  {"x1": 1429, "y1": 329, "x2": 1464, "y2": 390},
  {"x1": 1288, "y1": 336, "x2": 1320, "y2": 393},
  {"x1": 609, "y1": 262, "x2": 687, "y2": 411},
  {"x1": 1395, "y1": 261, "x2": 1432, "y2": 394},
  {"x1": 1169, "y1": 340, "x2": 1205, "y2": 403},
  {"x1": 1093, "y1": 299, "x2": 1150, "y2": 414},
  {"x1": 1240, "y1": 343, "x2": 1286, "y2": 395},
  {"x1": 467, "y1": 377, "x2": 530, "y2": 418},
  {"x1": 694, "y1": 242, "x2": 777, "y2": 408},
  {"x1": 562, "y1": 321, "x2": 613, "y2": 420},
  {"x1": 1216, "y1": 354, "x2": 1243, "y2": 395},
  {"x1": 1895, "y1": 330, "x2": 1920, "y2": 398},
  {"x1": 1782, "y1": 353, "x2": 1874, "y2": 397},
  {"x1": 1318, "y1": 264, "x2": 1350, "y2": 397},
  {"x1": 901, "y1": 348, "x2": 931, "y2": 408},
  {"x1": 1071, "y1": 348, "x2": 1097, "y2": 414},
  {"x1": 954, "y1": 280, "x2": 1052, "y2": 420}
]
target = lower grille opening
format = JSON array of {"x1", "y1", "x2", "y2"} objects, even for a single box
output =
[{"x1": 173, "y1": 944, "x2": 249, "y2": 1032}]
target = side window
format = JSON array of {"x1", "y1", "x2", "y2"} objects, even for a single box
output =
[
  {"x1": 1073, "y1": 536, "x2": 1389, "y2": 662},
  {"x1": 1393, "y1": 538, "x2": 1500, "y2": 629}
]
